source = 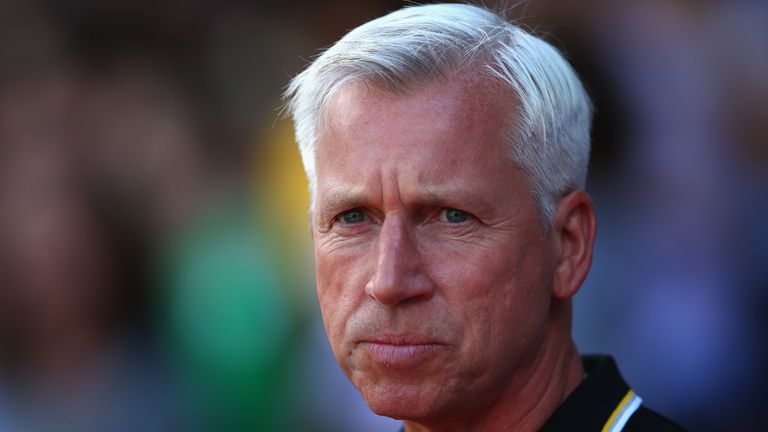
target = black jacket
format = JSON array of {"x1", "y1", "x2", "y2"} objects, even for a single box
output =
[{"x1": 540, "y1": 355, "x2": 684, "y2": 431}]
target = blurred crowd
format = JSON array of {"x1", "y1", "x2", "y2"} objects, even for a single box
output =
[{"x1": 0, "y1": 0, "x2": 765, "y2": 431}]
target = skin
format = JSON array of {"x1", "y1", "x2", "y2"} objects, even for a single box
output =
[{"x1": 312, "y1": 72, "x2": 596, "y2": 431}]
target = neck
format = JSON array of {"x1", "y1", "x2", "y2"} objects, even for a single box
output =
[{"x1": 403, "y1": 300, "x2": 583, "y2": 432}]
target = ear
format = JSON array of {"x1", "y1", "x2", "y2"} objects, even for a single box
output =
[{"x1": 551, "y1": 190, "x2": 596, "y2": 300}]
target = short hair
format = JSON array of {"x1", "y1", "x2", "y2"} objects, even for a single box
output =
[{"x1": 284, "y1": 2, "x2": 592, "y2": 225}]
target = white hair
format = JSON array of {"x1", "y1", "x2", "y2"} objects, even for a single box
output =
[{"x1": 284, "y1": 3, "x2": 592, "y2": 225}]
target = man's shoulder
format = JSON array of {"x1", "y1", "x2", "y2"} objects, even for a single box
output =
[{"x1": 624, "y1": 406, "x2": 686, "y2": 432}]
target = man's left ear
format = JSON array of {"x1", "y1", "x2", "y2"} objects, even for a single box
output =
[{"x1": 551, "y1": 190, "x2": 596, "y2": 300}]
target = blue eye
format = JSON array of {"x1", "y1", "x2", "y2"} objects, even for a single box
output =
[
  {"x1": 339, "y1": 209, "x2": 366, "y2": 224},
  {"x1": 442, "y1": 208, "x2": 469, "y2": 223}
]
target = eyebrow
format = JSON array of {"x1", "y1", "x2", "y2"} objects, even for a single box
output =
[
  {"x1": 315, "y1": 184, "x2": 370, "y2": 220},
  {"x1": 316, "y1": 181, "x2": 497, "y2": 220},
  {"x1": 420, "y1": 185, "x2": 496, "y2": 215}
]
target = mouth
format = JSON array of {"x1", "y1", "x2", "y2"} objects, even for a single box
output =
[{"x1": 357, "y1": 334, "x2": 445, "y2": 368}]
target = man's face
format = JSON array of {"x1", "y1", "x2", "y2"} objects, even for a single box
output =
[{"x1": 312, "y1": 75, "x2": 557, "y2": 421}]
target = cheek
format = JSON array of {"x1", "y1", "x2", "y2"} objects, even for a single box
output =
[
  {"x1": 431, "y1": 238, "x2": 552, "y2": 361},
  {"x1": 314, "y1": 244, "x2": 371, "y2": 348}
]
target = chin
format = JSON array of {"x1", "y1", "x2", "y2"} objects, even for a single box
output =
[{"x1": 358, "y1": 381, "x2": 442, "y2": 421}]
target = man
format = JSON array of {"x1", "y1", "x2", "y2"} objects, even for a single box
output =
[{"x1": 285, "y1": 3, "x2": 684, "y2": 431}]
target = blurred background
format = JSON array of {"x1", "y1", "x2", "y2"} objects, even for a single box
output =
[{"x1": 0, "y1": 0, "x2": 765, "y2": 431}]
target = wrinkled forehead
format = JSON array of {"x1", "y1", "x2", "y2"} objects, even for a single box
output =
[
  {"x1": 312, "y1": 73, "x2": 529, "y2": 209},
  {"x1": 317, "y1": 69, "x2": 519, "y2": 148}
]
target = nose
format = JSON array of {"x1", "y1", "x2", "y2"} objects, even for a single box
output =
[{"x1": 365, "y1": 214, "x2": 436, "y2": 306}]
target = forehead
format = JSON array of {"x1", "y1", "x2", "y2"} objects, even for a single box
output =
[
  {"x1": 324, "y1": 72, "x2": 511, "y2": 132},
  {"x1": 308, "y1": 74, "x2": 538, "y2": 227},
  {"x1": 316, "y1": 73, "x2": 517, "y2": 179}
]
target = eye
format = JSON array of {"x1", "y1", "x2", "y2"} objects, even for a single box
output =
[
  {"x1": 441, "y1": 208, "x2": 470, "y2": 223},
  {"x1": 338, "y1": 208, "x2": 366, "y2": 224}
]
